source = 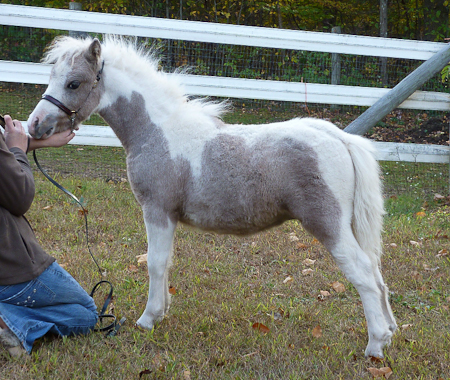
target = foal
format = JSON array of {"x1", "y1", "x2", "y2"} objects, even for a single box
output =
[{"x1": 28, "y1": 36, "x2": 396, "y2": 358}]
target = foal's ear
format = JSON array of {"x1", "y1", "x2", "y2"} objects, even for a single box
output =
[{"x1": 86, "y1": 38, "x2": 102, "y2": 64}]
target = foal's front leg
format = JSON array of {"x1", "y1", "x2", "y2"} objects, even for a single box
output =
[{"x1": 136, "y1": 216, "x2": 176, "y2": 330}]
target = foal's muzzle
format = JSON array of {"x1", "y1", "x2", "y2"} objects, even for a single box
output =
[{"x1": 34, "y1": 123, "x2": 55, "y2": 139}]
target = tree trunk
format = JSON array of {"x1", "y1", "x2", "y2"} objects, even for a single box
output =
[{"x1": 380, "y1": 0, "x2": 388, "y2": 86}]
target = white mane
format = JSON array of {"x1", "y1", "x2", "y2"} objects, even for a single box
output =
[{"x1": 43, "y1": 35, "x2": 229, "y2": 119}]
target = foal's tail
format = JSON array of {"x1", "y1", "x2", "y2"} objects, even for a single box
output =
[{"x1": 345, "y1": 135, "x2": 385, "y2": 267}]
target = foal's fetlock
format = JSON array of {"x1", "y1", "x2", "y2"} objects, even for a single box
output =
[{"x1": 388, "y1": 321, "x2": 397, "y2": 334}]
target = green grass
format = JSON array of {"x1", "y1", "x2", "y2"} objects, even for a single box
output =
[{"x1": 1, "y1": 171, "x2": 449, "y2": 379}]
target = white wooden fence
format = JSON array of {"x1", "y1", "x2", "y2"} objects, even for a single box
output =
[{"x1": 0, "y1": 4, "x2": 449, "y2": 164}]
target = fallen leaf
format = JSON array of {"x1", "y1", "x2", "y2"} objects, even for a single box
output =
[
  {"x1": 128, "y1": 264, "x2": 139, "y2": 273},
  {"x1": 311, "y1": 325, "x2": 322, "y2": 338},
  {"x1": 302, "y1": 268, "x2": 314, "y2": 276},
  {"x1": 389, "y1": 243, "x2": 397, "y2": 248},
  {"x1": 283, "y1": 276, "x2": 294, "y2": 284},
  {"x1": 317, "y1": 290, "x2": 331, "y2": 301},
  {"x1": 401, "y1": 323, "x2": 413, "y2": 330},
  {"x1": 183, "y1": 370, "x2": 191, "y2": 380},
  {"x1": 136, "y1": 254, "x2": 147, "y2": 264},
  {"x1": 368, "y1": 367, "x2": 393, "y2": 378},
  {"x1": 434, "y1": 193, "x2": 445, "y2": 201},
  {"x1": 43, "y1": 205, "x2": 53, "y2": 210},
  {"x1": 409, "y1": 240, "x2": 421, "y2": 246},
  {"x1": 169, "y1": 286, "x2": 177, "y2": 295},
  {"x1": 139, "y1": 369, "x2": 152, "y2": 378},
  {"x1": 59, "y1": 263, "x2": 68, "y2": 269},
  {"x1": 415, "y1": 211, "x2": 426, "y2": 217},
  {"x1": 242, "y1": 351, "x2": 258, "y2": 358},
  {"x1": 288, "y1": 233, "x2": 299, "y2": 242},
  {"x1": 302, "y1": 258, "x2": 316, "y2": 266},
  {"x1": 423, "y1": 264, "x2": 439, "y2": 271},
  {"x1": 252, "y1": 322, "x2": 270, "y2": 334},
  {"x1": 437, "y1": 249, "x2": 448, "y2": 257},
  {"x1": 268, "y1": 311, "x2": 283, "y2": 321},
  {"x1": 296, "y1": 243, "x2": 309, "y2": 250},
  {"x1": 332, "y1": 281, "x2": 345, "y2": 293}
]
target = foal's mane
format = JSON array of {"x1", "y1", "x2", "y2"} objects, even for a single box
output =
[{"x1": 43, "y1": 35, "x2": 229, "y2": 119}]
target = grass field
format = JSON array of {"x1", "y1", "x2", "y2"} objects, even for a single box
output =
[{"x1": 0, "y1": 163, "x2": 449, "y2": 379}]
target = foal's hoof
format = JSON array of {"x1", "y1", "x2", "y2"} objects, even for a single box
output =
[
  {"x1": 136, "y1": 312, "x2": 165, "y2": 331},
  {"x1": 364, "y1": 344, "x2": 385, "y2": 359},
  {"x1": 365, "y1": 350, "x2": 384, "y2": 360},
  {"x1": 136, "y1": 315, "x2": 155, "y2": 331}
]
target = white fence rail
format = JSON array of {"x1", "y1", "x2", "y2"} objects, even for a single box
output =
[
  {"x1": 0, "y1": 4, "x2": 448, "y2": 164},
  {"x1": 0, "y1": 4, "x2": 444, "y2": 60},
  {"x1": 52, "y1": 125, "x2": 450, "y2": 164},
  {"x1": 2, "y1": 60, "x2": 450, "y2": 111}
]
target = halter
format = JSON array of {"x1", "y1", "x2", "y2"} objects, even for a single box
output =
[{"x1": 42, "y1": 60, "x2": 105, "y2": 130}]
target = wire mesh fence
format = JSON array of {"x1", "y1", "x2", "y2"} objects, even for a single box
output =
[
  {"x1": 1, "y1": 25, "x2": 444, "y2": 89},
  {"x1": 1, "y1": 25, "x2": 449, "y2": 197}
]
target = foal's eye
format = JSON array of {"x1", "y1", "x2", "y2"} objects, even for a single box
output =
[{"x1": 67, "y1": 81, "x2": 81, "y2": 90}]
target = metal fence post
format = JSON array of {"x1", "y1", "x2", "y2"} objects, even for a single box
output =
[
  {"x1": 69, "y1": 2, "x2": 87, "y2": 38},
  {"x1": 344, "y1": 42, "x2": 450, "y2": 135},
  {"x1": 331, "y1": 26, "x2": 341, "y2": 86},
  {"x1": 331, "y1": 26, "x2": 341, "y2": 111}
]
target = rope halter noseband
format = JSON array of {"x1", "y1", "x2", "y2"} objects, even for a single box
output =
[{"x1": 42, "y1": 60, "x2": 105, "y2": 131}]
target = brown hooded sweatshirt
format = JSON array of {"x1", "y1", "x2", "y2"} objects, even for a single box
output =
[{"x1": 0, "y1": 132, "x2": 54, "y2": 285}]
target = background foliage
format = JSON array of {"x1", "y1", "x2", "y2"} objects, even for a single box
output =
[{"x1": 2, "y1": 0, "x2": 450, "y2": 41}]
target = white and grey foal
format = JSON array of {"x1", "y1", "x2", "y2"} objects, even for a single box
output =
[{"x1": 27, "y1": 36, "x2": 396, "y2": 358}]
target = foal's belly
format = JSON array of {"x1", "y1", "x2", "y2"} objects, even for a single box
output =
[{"x1": 180, "y1": 202, "x2": 293, "y2": 236}]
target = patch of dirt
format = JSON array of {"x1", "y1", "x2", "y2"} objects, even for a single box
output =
[{"x1": 366, "y1": 113, "x2": 449, "y2": 145}]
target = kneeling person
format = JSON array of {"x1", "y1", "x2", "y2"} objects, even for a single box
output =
[{"x1": 0, "y1": 115, "x2": 98, "y2": 357}]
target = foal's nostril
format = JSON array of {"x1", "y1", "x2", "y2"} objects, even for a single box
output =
[{"x1": 33, "y1": 117, "x2": 40, "y2": 128}]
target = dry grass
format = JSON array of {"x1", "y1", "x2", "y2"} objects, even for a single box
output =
[{"x1": 1, "y1": 175, "x2": 449, "y2": 379}]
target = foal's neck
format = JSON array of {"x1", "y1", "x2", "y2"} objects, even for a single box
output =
[{"x1": 99, "y1": 91, "x2": 160, "y2": 155}]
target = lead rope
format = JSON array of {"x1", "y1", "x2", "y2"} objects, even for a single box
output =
[{"x1": 33, "y1": 150, "x2": 126, "y2": 336}]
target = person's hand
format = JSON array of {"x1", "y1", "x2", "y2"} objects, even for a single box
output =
[
  {"x1": 28, "y1": 129, "x2": 75, "y2": 151},
  {"x1": 3, "y1": 115, "x2": 28, "y2": 152}
]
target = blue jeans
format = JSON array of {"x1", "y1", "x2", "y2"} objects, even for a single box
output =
[{"x1": 0, "y1": 262, "x2": 98, "y2": 353}]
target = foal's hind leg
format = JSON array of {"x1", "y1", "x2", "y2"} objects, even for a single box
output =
[
  {"x1": 136, "y1": 212, "x2": 176, "y2": 330},
  {"x1": 327, "y1": 230, "x2": 393, "y2": 358}
]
